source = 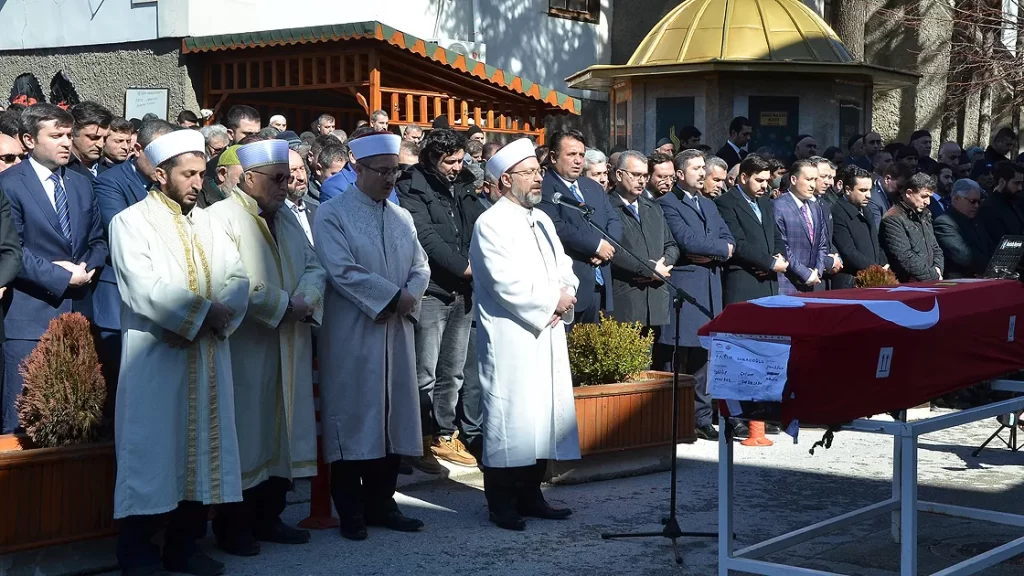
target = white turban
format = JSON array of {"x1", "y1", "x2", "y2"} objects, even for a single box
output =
[
  {"x1": 349, "y1": 133, "x2": 401, "y2": 161},
  {"x1": 237, "y1": 139, "x2": 290, "y2": 171},
  {"x1": 485, "y1": 138, "x2": 536, "y2": 179},
  {"x1": 143, "y1": 129, "x2": 205, "y2": 168}
]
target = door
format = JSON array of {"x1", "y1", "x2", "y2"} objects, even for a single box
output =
[{"x1": 748, "y1": 96, "x2": 800, "y2": 160}]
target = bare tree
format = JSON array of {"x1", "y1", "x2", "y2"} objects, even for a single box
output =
[{"x1": 834, "y1": 0, "x2": 867, "y2": 60}]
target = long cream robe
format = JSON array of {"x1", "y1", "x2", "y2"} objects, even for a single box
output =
[
  {"x1": 314, "y1": 186, "x2": 430, "y2": 462},
  {"x1": 110, "y1": 191, "x2": 250, "y2": 518},
  {"x1": 207, "y1": 189, "x2": 325, "y2": 488},
  {"x1": 470, "y1": 197, "x2": 581, "y2": 468}
]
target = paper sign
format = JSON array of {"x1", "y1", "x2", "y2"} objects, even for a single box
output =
[
  {"x1": 708, "y1": 335, "x2": 790, "y2": 402},
  {"x1": 760, "y1": 111, "x2": 787, "y2": 126},
  {"x1": 124, "y1": 88, "x2": 169, "y2": 121}
]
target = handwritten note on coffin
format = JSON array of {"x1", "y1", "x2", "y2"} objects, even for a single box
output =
[{"x1": 708, "y1": 335, "x2": 791, "y2": 402}]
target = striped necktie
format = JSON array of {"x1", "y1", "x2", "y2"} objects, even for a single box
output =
[{"x1": 49, "y1": 172, "x2": 72, "y2": 242}]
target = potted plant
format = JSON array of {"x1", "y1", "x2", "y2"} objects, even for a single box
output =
[
  {"x1": 855, "y1": 264, "x2": 899, "y2": 288},
  {"x1": 0, "y1": 312, "x2": 116, "y2": 553},
  {"x1": 567, "y1": 314, "x2": 697, "y2": 456}
]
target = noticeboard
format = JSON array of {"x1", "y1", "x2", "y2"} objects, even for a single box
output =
[{"x1": 124, "y1": 88, "x2": 169, "y2": 121}]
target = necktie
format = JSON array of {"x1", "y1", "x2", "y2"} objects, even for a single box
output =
[
  {"x1": 749, "y1": 199, "x2": 762, "y2": 223},
  {"x1": 573, "y1": 182, "x2": 604, "y2": 286},
  {"x1": 49, "y1": 172, "x2": 72, "y2": 242},
  {"x1": 690, "y1": 195, "x2": 702, "y2": 214},
  {"x1": 800, "y1": 203, "x2": 814, "y2": 240},
  {"x1": 628, "y1": 202, "x2": 640, "y2": 222},
  {"x1": 569, "y1": 182, "x2": 584, "y2": 203}
]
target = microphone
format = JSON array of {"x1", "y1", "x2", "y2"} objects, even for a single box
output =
[{"x1": 551, "y1": 192, "x2": 595, "y2": 215}]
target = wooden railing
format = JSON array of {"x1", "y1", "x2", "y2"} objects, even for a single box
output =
[
  {"x1": 207, "y1": 51, "x2": 372, "y2": 95},
  {"x1": 380, "y1": 87, "x2": 545, "y2": 140}
]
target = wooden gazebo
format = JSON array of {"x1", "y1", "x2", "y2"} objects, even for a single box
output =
[{"x1": 182, "y1": 22, "x2": 581, "y2": 143}]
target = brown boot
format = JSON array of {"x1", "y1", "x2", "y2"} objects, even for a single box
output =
[
  {"x1": 431, "y1": 431, "x2": 478, "y2": 467},
  {"x1": 410, "y1": 435, "x2": 445, "y2": 474}
]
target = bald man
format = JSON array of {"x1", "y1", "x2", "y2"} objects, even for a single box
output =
[{"x1": 0, "y1": 134, "x2": 24, "y2": 174}]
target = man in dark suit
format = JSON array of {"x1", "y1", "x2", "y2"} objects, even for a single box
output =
[
  {"x1": 1, "y1": 104, "x2": 107, "y2": 433},
  {"x1": 607, "y1": 150, "x2": 678, "y2": 328},
  {"x1": 978, "y1": 161, "x2": 1024, "y2": 247},
  {"x1": 539, "y1": 129, "x2": 621, "y2": 325},
  {"x1": 934, "y1": 178, "x2": 990, "y2": 279},
  {"x1": 93, "y1": 119, "x2": 176, "y2": 399},
  {"x1": 67, "y1": 101, "x2": 113, "y2": 181},
  {"x1": 867, "y1": 160, "x2": 907, "y2": 229},
  {"x1": 0, "y1": 189, "x2": 23, "y2": 425},
  {"x1": 809, "y1": 156, "x2": 843, "y2": 287},
  {"x1": 714, "y1": 116, "x2": 752, "y2": 170},
  {"x1": 773, "y1": 160, "x2": 829, "y2": 295},
  {"x1": 284, "y1": 148, "x2": 317, "y2": 247},
  {"x1": 716, "y1": 155, "x2": 789, "y2": 305},
  {"x1": 831, "y1": 166, "x2": 887, "y2": 289},
  {"x1": 927, "y1": 163, "x2": 954, "y2": 220},
  {"x1": 657, "y1": 149, "x2": 738, "y2": 440}
]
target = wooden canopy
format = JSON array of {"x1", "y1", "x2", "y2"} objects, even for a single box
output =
[{"x1": 183, "y1": 22, "x2": 581, "y2": 142}]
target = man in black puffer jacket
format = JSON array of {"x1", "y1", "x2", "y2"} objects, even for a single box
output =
[{"x1": 396, "y1": 129, "x2": 486, "y2": 473}]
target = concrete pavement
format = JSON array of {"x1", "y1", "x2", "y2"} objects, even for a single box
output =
[{"x1": 3, "y1": 412, "x2": 1023, "y2": 575}]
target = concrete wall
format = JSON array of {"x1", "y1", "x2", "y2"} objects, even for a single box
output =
[
  {"x1": 0, "y1": 39, "x2": 200, "y2": 120},
  {"x1": 0, "y1": 0, "x2": 160, "y2": 51}
]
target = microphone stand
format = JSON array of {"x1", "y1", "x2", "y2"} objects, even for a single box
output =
[{"x1": 556, "y1": 201, "x2": 720, "y2": 565}]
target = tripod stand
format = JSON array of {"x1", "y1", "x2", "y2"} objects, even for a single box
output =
[
  {"x1": 972, "y1": 410, "x2": 1021, "y2": 456},
  {"x1": 558, "y1": 205, "x2": 719, "y2": 564}
]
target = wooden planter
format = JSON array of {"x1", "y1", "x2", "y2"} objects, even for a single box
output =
[
  {"x1": 0, "y1": 434, "x2": 117, "y2": 553},
  {"x1": 574, "y1": 370, "x2": 697, "y2": 456}
]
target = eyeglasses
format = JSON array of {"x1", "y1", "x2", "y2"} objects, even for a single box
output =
[
  {"x1": 866, "y1": 139, "x2": 882, "y2": 145},
  {"x1": 250, "y1": 170, "x2": 288, "y2": 185},
  {"x1": 619, "y1": 170, "x2": 650, "y2": 181},
  {"x1": 508, "y1": 168, "x2": 543, "y2": 177},
  {"x1": 0, "y1": 154, "x2": 27, "y2": 164},
  {"x1": 360, "y1": 164, "x2": 403, "y2": 178},
  {"x1": 959, "y1": 198, "x2": 981, "y2": 205}
]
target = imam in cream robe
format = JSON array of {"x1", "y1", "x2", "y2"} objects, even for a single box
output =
[
  {"x1": 110, "y1": 190, "x2": 250, "y2": 519},
  {"x1": 207, "y1": 190, "x2": 325, "y2": 488},
  {"x1": 314, "y1": 185, "x2": 430, "y2": 462},
  {"x1": 469, "y1": 197, "x2": 581, "y2": 468}
]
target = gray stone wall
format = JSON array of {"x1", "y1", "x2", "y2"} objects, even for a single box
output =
[{"x1": 0, "y1": 39, "x2": 200, "y2": 119}]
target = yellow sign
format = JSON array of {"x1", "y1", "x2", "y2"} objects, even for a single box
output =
[{"x1": 760, "y1": 112, "x2": 787, "y2": 126}]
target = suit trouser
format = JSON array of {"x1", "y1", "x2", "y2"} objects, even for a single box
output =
[
  {"x1": 95, "y1": 329, "x2": 121, "y2": 423},
  {"x1": 653, "y1": 344, "x2": 713, "y2": 427},
  {"x1": 571, "y1": 284, "x2": 605, "y2": 327},
  {"x1": 1, "y1": 339, "x2": 36, "y2": 434},
  {"x1": 329, "y1": 455, "x2": 400, "y2": 522},
  {"x1": 214, "y1": 476, "x2": 289, "y2": 539},
  {"x1": 117, "y1": 501, "x2": 207, "y2": 571},
  {"x1": 482, "y1": 460, "x2": 549, "y2": 516},
  {"x1": 415, "y1": 294, "x2": 474, "y2": 438}
]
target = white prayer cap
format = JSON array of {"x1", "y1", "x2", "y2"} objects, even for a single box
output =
[
  {"x1": 143, "y1": 129, "x2": 205, "y2": 168},
  {"x1": 237, "y1": 139, "x2": 289, "y2": 171},
  {"x1": 486, "y1": 137, "x2": 536, "y2": 179},
  {"x1": 349, "y1": 133, "x2": 401, "y2": 161}
]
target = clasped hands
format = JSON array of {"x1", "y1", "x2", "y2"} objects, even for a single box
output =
[
  {"x1": 55, "y1": 261, "x2": 95, "y2": 286},
  {"x1": 376, "y1": 289, "x2": 418, "y2": 324},
  {"x1": 548, "y1": 286, "x2": 576, "y2": 327},
  {"x1": 164, "y1": 301, "x2": 235, "y2": 348},
  {"x1": 588, "y1": 239, "x2": 615, "y2": 266}
]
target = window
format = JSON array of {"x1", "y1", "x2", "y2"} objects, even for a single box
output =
[{"x1": 548, "y1": 0, "x2": 600, "y2": 24}]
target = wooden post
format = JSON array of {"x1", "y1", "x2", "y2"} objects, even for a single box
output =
[
  {"x1": 390, "y1": 92, "x2": 399, "y2": 119},
  {"x1": 460, "y1": 101, "x2": 469, "y2": 127},
  {"x1": 433, "y1": 97, "x2": 443, "y2": 121},
  {"x1": 474, "y1": 106, "x2": 482, "y2": 127},
  {"x1": 419, "y1": 96, "x2": 428, "y2": 124},
  {"x1": 406, "y1": 94, "x2": 415, "y2": 123},
  {"x1": 447, "y1": 99, "x2": 456, "y2": 125},
  {"x1": 369, "y1": 60, "x2": 382, "y2": 114},
  {"x1": 486, "y1": 109, "x2": 494, "y2": 129}
]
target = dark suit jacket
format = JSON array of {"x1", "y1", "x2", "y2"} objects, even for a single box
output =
[
  {"x1": 607, "y1": 193, "x2": 678, "y2": 328},
  {"x1": 658, "y1": 185, "x2": 733, "y2": 346},
  {"x1": 66, "y1": 154, "x2": 97, "y2": 183},
  {"x1": 933, "y1": 209, "x2": 991, "y2": 279},
  {"x1": 0, "y1": 160, "x2": 107, "y2": 341},
  {"x1": 880, "y1": 202, "x2": 943, "y2": 282},
  {"x1": 715, "y1": 142, "x2": 746, "y2": 170},
  {"x1": 0, "y1": 189, "x2": 24, "y2": 341},
  {"x1": 539, "y1": 171, "x2": 622, "y2": 315},
  {"x1": 927, "y1": 194, "x2": 949, "y2": 221},
  {"x1": 92, "y1": 159, "x2": 150, "y2": 331},
  {"x1": 301, "y1": 196, "x2": 319, "y2": 242},
  {"x1": 715, "y1": 187, "x2": 783, "y2": 304},
  {"x1": 773, "y1": 193, "x2": 829, "y2": 295},
  {"x1": 831, "y1": 196, "x2": 887, "y2": 289},
  {"x1": 978, "y1": 191, "x2": 1024, "y2": 247},
  {"x1": 866, "y1": 178, "x2": 893, "y2": 229}
]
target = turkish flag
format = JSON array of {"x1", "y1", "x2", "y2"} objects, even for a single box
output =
[{"x1": 698, "y1": 279, "x2": 1024, "y2": 425}]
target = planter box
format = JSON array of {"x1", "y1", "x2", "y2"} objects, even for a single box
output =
[
  {"x1": 0, "y1": 434, "x2": 117, "y2": 553},
  {"x1": 573, "y1": 370, "x2": 697, "y2": 456}
]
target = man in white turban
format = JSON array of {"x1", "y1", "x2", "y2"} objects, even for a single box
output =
[
  {"x1": 470, "y1": 138, "x2": 581, "y2": 531},
  {"x1": 314, "y1": 132, "x2": 431, "y2": 541},
  {"x1": 109, "y1": 128, "x2": 250, "y2": 575},
  {"x1": 207, "y1": 138, "x2": 326, "y2": 556}
]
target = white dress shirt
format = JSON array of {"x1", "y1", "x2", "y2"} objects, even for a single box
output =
[
  {"x1": 28, "y1": 157, "x2": 61, "y2": 211},
  {"x1": 285, "y1": 198, "x2": 314, "y2": 246}
]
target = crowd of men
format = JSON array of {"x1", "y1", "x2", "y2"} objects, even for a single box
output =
[{"x1": 0, "y1": 97, "x2": 1018, "y2": 576}]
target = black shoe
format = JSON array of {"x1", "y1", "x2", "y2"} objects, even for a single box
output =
[
  {"x1": 339, "y1": 516, "x2": 368, "y2": 541},
  {"x1": 731, "y1": 421, "x2": 750, "y2": 439},
  {"x1": 489, "y1": 511, "x2": 526, "y2": 531},
  {"x1": 518, "y1": 502, "x2": 572, "y2": 520},
  {"x1": 253, "y1": 519, "x2": 311, "y2": 545},
  {"x1": 695, "y1": 424, "x2": 718, "y2": 440},
  {"x1": 365, "y1": 510, "x2": 424, "y2": 532},
  {"x1": 397, "y1": 457, "x2": 414, "y2": 475},
  {"x1": 214, "y1": 532, "x2": 261, "y2": 557},
  {"x1": 122, "y1": 565, "x2": 172, "y2": 576},
  {"x1": 163, "y1": 551, "x2": 225, "y2": 576},
  {"x1": 765, "y1": 423, "x2": 782, "y2": 435}
]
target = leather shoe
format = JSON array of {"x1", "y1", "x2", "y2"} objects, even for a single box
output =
[
  {"x1": 518, "y1": 502, "x2": 572, "y2": 520},
  {"x1": 253, "y1": 519, "x2": 311, "y2": 545},
  {"x1": 397, "y1": 457, "x2": 414, "y2": 475},
  {"x1": 365, "y1": 510, "x2": 424, "y2": 532},
  {"x1": 731, "y1": 421, "x2": 750, "y2": 439},
  {"x1": 489, "y1": 511, "x2": 526, "y2": 531},
  {"x1": 765, "y1": 423, "x2": 782, "y2": 435},
  {"x1": 163, "y1": 551, "x2": 225, "y2": 576},
  {"x1": 122, "y1": 566, "x2": 172, "y2": 576},
  {"x1": 339, "y1": 516, "x2": 368, "y2": 541},
  {"x1": 695, "y1": 424, "x2": 718, "y2": 440},
  {"x1": 214, "y1": 533, "x2": 260, "y2": 557}
]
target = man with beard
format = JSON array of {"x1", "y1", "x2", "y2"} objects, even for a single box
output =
[
  {"x1": 396, "y1": 128, "x2": 486, "y2": 472},
  {"x1": 284, "y1": 149, "x2": 317, "y2": 247},
  {"x1": 67, "y1": 101, "x2": 113, "y2": 180},
  {"x1": 830, "y1": 166, "x2": 887, "y2": 289},
  {"x1": 109, "y1": 129, "x2": 249, "y2": 576},
  {"x1": 206, "y1": 140, "x2": 325, "y2": 557},
  {"x1": 197, "y1": 145, "x2": 243, "y2": 209},
  {"x1": 315, "y1": 132, "x2": 430, "y2": 541},
  {"x1": 646, "y1": 151, "x2": 675, "y2": 199},
  {"x1": 978, "y1": 161, "x2": 1024, "y2": 246},
  {"x1": 928, "y1": 163, "x2": 955, "y2": 219},
  {"x1": 99, "y1": 118, "x2": 134, "y2": 172},
  {"x1": 471, "y1": 138, "x2": 579, "y2": 531}
]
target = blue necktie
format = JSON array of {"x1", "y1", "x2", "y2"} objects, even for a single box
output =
[
  {"x1": 749, "y1": 199, "x2": 762, "y2": 223},
  {"x1": 629, "y1": 202, "x2": 640, "y2": 222},
  {"x1": 49, "y1": 172, "x2": 72, "y2": 242},
  {"x1": 572, "y1": 182, "x2": 604, "y2": 286}
]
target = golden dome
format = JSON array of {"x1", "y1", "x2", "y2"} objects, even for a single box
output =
[{"x1": 629, "y1": 0, "x2": 853, "y2": 66}]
